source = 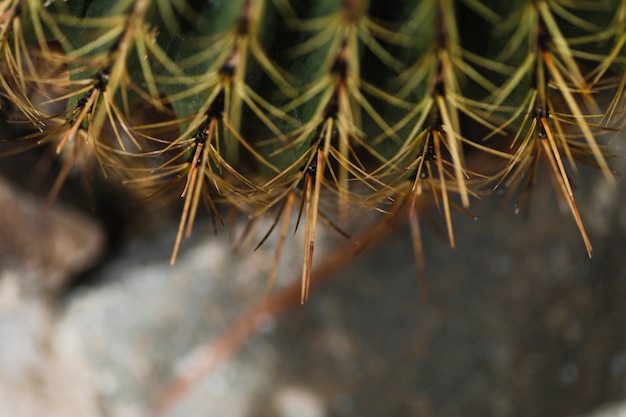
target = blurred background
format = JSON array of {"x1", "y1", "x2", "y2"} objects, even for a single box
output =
[{"x1": 0, "y1": 131, "x2": 625, "y2": 417}]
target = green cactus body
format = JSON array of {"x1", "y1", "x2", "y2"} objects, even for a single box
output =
[{"x1": 0, "y1": 0, "x2": 624, "y2": 295}]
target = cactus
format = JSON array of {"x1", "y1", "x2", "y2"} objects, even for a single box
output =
[{"x1": 1, "y1": 0, "x2": 623, "y2": 300}]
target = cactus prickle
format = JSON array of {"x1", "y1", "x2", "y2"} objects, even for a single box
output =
[{"x1": 1, "y1": 0, "x2": 624, "y2": 300}]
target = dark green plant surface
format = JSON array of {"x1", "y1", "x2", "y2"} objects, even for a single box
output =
[{"x1": 1, "y1": 0, "x2": 625, "y2": 291}]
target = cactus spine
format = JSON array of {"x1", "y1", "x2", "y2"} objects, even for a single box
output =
[{"x1": 1, "y1": 0, "x2": 624, "y2": 299}]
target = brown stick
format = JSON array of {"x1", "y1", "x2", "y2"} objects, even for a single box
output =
[{"x1": 145, "y1": 220, "x2": 392, "y2": 417}]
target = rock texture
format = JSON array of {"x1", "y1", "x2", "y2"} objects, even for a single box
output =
[{"x1": 0, "y1": 176, "x2": 104, "y2": 417}]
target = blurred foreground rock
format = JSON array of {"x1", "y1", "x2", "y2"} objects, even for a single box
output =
[
  {"x1": 0, "y1": 176, "x2": 105, "y2": 294},
  {"x1": 0, "y1": 175, "x2": 104, "y2": 417}
]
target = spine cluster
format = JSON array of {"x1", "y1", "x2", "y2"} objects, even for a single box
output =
[{"x1": 1, "y1": 0, "x2": 623, "y2": 299}]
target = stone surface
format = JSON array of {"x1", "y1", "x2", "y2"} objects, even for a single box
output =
[
  {"x1": 0, "y1": 274, "x2": 100, "y2": 417},
  {"x1": 0, "y1": 175, "x2": 105, "y2": 294}
]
